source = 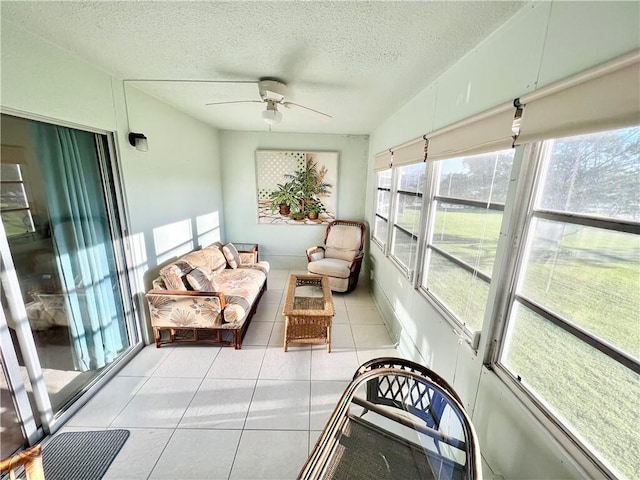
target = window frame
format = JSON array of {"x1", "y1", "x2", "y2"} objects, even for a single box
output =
[
  {"x1": 489, "y1": 130, "x2": 640, "y2": 479},
  {"x1": 372, "y1": 169, "x2": 392, "y2": 252},
  {"x1": 418, "y1": 150, "x2": 514, "y2": 340},
  {"x1": 388, "y1": 162, "x2": 427, "y2": 279}
]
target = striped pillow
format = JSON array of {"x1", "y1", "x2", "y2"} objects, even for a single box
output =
[{"x1": 222, "y1": 243, "x2": 241, "y2": 269}]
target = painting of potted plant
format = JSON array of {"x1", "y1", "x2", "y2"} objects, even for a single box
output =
[
  {"x1": 268, "y1": 181, "x2": 300, "y2": 215},
  {"x1": 285, "y1": 158, "x2": 332, "y2": 214},
  {"x1": 304, "y1": 200, "x2": 325, "y2": 220},
  {"x1": 290, "y1": 211, "x2": 306, "y2": 221},
  {"x1": 256, "y1": 150, "x2": 338, "y2": 225}
]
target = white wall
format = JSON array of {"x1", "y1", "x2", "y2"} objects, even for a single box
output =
[
  {"x1": 366, "y1": 2, "x2": 639, "y2": 479},
  {"x1": 1, "y1": 20, "x2": 224, "y2": 341},
  {"x1": 220, "y1": 130, "x2": 369, "y2": 270}
]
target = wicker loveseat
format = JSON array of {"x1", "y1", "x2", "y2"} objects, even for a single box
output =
[{"x1": 145, "y1": 242, "x2": 269, "y2": 349}]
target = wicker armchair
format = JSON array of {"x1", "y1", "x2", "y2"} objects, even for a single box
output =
[
  {"x1": 0, "y1": 445, "x2": 44, "y2": 480},
  {"x1": 300, "y1": 357, "x2": 482, "y2": 479},
  {"x1": 306, "y1": 220, "x2": 366, "y2": 293}
]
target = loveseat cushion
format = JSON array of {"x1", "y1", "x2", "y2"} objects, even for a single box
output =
[
  {"x1": 213, "y1": 268, "x2": 266, "y2": 306},
  {"x1": 239, "y1": 251, "x2": 256, "y2": 264},
  {"x1": 179, "y1": 245, "x2": 227, "y2": 275},
  {"x1": 222, "y1": 243, "x2": 241, "y2": 269},
  {"x1": 223, "y1": 303, "x2": 246, "y2": 324},
  {"x1": 159, "y1": 244, "x2": 227, "y2": 291},
  {"x1": 239, "y1": 261, "x2": 270, "y2": 276},
  {"x1": 146, "y1": 291, "x2": 225, "y2": 328}
]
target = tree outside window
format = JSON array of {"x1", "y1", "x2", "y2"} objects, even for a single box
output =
[{"x1": 1, "y1": 163, "x2": 36, "y2": 237}]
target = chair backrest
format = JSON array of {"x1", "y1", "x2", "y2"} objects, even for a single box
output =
[
  {"x1": 352, "y1": 357, "x2": 482, "y2": 480},
  {"x1": 324, "y1": 220, "x2": 366, "y2": 262},
  {"x1": 0, "y1": 445, "x2": 44, "y2": 480},
  {"x1": 354, "y1": 357, "x2": 463, "y2": 429}
]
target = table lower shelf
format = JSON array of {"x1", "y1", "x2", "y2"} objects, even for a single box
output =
[{"x1": 284, "y1": 315, "x2": 332, "y2": 352}]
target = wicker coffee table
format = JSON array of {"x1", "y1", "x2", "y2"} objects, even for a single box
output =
[{"x1": 283, "y1": 274, "x2": 335, "y2": 352}]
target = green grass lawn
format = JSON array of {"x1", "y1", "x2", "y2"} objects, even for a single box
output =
[
  {"x1": 424, "y1": 210, "x2": 639, "y2": 478},
  {"x1": 428, "y1": 210, "x2": 639, "y2": 354},
  {"x1": 1, "y1": 210, "x2": 31, "y2": 236},
  {"x1": 504, "y1": 308, "x2": 640, "y2": 479}
]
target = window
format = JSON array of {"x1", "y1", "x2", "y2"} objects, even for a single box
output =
[
  {"x1": 0, "y1": 162, "x2": 36, "y2": 237},
  {"x1": 389, "y1": 163, "x2": 426, "y2": 274},
  {"x1": 370, "y1": 53, "x2": 639, "y2": 478},
  {"x1": 420, "y1": 149, "x2": 514, "y2": 332},
  {"x1": 498, "y1": 127, "x2": 639, "y2": 478},
  {"x1": 372, "y1": 169, "x2": 392, "y2": 249}
]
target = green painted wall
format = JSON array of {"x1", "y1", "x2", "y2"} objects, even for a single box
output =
[{"x1": 220, "y1": 130, "x2": 369, "y2": 270}]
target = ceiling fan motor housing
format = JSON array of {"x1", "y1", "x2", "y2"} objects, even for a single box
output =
[{"x1": 259, "y1": 79, "x2": 287, "y2": 102}]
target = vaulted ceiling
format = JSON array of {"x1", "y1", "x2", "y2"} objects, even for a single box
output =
[{"x1": 2, "y1": 1, "x2": 526, "y2": 134}]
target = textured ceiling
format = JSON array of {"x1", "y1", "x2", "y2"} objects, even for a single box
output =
[{"x1": 2, "y1": 1, "x2": 525, "y2": 134}]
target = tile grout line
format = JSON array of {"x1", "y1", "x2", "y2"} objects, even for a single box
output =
[
  {"x1": 228, "y1": 340, "x2": 268, "y2": 479},
  {"x1": 173, "y1": 360, "x2": 214, "y2": 430},
  {"x1": 145, "y1": 427, "x2": 180, "y2": 480},
  {"x1": 228, "y1": 269, "x2": 286, "y2": 479},
  {"x1": 102, "y1": 374, "x2": 152, "y2": 431},
  {"x1": 113, "y1": 349, "x2": 189, "y2": 479},
  {"x1": 201, "y1": 346, "x2": 224, "y2": 379}
]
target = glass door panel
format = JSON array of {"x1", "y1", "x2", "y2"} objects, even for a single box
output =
[
  {"x1": 0, "y1": 360, "x2": 28, "y2": 457},
  {"x1": 1, "y1": 114, "x2": 134, "y2": 430}
]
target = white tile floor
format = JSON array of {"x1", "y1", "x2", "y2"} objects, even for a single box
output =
[{"x1": 62, "y1": 269, "x2": 398, "y2": 479}]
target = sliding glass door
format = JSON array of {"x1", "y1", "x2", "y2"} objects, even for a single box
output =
[{"x1": 0, "y1": 114, "x2": 138, "y2": 452}]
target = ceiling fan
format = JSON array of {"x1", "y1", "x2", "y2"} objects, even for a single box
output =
[{"x1": 205, "y1": 78, "x2": 332, "y2": 125}]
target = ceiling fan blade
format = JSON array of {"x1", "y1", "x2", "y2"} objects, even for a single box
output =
[
  {"x1": 282, "y1": 101, "x2": 332, "y2": 121},
  {"x1": 205, "y1": 100, "x2": 263, "y2": 106}
]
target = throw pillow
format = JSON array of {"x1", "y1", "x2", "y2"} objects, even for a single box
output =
[
  {"x1": 222, "y1": 243, "x2": 241, "y2": 269},
  {"x1": 309, "y1": 249, "x2": 325, "y2": 262},
  {"x1": 223, "y1": 303, "x2": 246, "y2": 324},
  {"x1": 186, "y1": 267, "x2": 215, "y2": 291},
  {"x1": 159, "y1": 264, "x2": 189, "y2": 291}
]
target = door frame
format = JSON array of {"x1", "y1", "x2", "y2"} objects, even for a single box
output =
[{"x1": 0, "y1": 108, "x2": 144, "y2": 443}]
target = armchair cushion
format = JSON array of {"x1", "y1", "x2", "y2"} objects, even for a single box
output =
[
  {"x1": 324, "y1": 225, "x2": 363, "y2": 262},
  {"x1": 307, "y1": 258, "x2": 351, "y2": 279}
]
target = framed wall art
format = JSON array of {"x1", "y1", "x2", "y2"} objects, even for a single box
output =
[{"x1": 256, "y1": 150, "x2": 338, "y2": 224}]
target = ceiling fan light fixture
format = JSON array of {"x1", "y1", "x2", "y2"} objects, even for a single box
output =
[
  {"x1": 262, "y1": 101, "x2": 282, "y2": 125},
  {"x1": 262, "y1": 109, "x2": 282, "y2": 125}
]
